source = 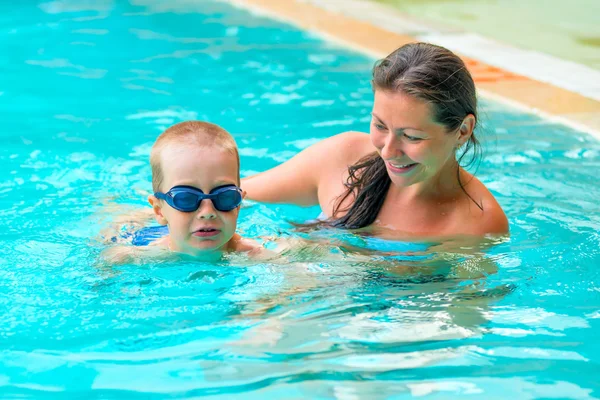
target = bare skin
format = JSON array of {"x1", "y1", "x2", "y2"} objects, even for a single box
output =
[
  {"x1": 100, "y1": 233, "x2": 263, "y2": 265},
  {"x1": 100, "y1": 144, "x2": 264, "y2": 265},
  {"x1": 243, "y1": 91, "x2": 508, "y2": 238}
]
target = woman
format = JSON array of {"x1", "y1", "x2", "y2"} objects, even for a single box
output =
[{"x1": 243, "y1": 43, "x2": 508, "y2": 238}]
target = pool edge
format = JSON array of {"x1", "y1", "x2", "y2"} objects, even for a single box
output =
[{"x1": 225, "y1": 0, "x2": 600, "y2": 140}]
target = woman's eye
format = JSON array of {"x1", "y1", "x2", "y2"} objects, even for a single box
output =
[
  {"x1": 374, "y1": 123, "x2": 386, "y2": 130},
  {"x1": 405, "y1": 135, "x2": 423, "y2": 142}
]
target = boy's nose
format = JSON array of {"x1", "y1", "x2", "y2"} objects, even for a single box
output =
[{"x1": 196, "y1": 199, "x2": 217, "y2": 219}]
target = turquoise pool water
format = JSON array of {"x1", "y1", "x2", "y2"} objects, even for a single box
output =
[{"x1": 1, "y1": 1, "x2": 599, "y2": 398}]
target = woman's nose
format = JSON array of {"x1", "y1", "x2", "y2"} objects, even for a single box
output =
[
  {"x1": 381, "y1": 135, "x2": 403, "y2": 160},
  {"x1": 196, "y1": 199, "x2": 217, "y2": 219}
]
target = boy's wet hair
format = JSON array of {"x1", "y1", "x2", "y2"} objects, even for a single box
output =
[{"x1": 150, "y1": 121, "x2": 240, "y2": 192}]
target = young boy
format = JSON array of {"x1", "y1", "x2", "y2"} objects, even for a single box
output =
[
  {"x1": 103, "y1": 120, "x2": 261, "y2": 263},
  {"x1": 103, "y1": 120, "x2": 384, "y2": 263},
  {"x1": 147, "y1": 120, "x2": 259, "y2": 256}
]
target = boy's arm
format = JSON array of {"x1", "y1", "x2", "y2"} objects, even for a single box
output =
[
  {"x1": 100, "y1": 245, "x2": 142, "y2": 265},
  {"x1": 98, "y1": 206, "x2": 156, "y2": 245},
  {"x1": 99, "y1": 237, "x2": 170, "y2": 266}
]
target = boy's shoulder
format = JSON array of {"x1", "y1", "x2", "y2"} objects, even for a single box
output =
[
  {"x1": 100, "y1": 240, "x2": 168, "y2": 265},
  {"x1": 229, "y1": 233, "x2": 262, "y2": 253},
  {"x1": 228, "y1": 234, "x2": 281, "y2": 260}
]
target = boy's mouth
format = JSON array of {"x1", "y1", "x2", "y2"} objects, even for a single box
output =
[{"x1": 192, "y1": 228, "x2": 220, "y2": 237}]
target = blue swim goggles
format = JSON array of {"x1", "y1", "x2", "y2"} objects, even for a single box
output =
[{"x1": 154, "y1": 185, "x2": 243, "y2": 212}]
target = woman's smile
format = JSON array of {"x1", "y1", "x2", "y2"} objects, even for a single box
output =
[{"x1": 387, "y1": 161, "x2": 419, "y2": 174}]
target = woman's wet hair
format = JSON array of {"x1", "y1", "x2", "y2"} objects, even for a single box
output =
[{"x1": 331, "y1": 42, "x2": 483, "y2": 229}]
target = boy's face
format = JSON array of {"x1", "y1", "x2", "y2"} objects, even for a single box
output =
[{"x1": 149, "y1": 143, "x2": 241, "y2": 256}]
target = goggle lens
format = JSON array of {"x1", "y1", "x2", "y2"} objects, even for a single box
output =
[{"x1": 161, "y1": 186, "x2": 242, "y2": 212}]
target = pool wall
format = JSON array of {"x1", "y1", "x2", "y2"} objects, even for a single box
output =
[{"x1": 226, "y1": 0, "x2": 600, "y2": 139}]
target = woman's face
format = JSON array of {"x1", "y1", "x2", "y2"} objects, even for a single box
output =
[{"x1": 370, "y1": 90, "x2": 465, "y2": 189}]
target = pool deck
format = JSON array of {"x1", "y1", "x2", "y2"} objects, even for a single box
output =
[{"x1": 227, "y1": 0, "x2": 600, "y2": 139}]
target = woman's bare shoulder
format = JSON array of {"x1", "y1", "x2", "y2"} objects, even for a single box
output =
[
  {"x1": 315, "y1": 131, "x2": 375, "y2": 170},
  {"x1": 478, "y1": 192, "x2": 509, "y2": 235},
  {"x1": 335, "y1": 131, "x2": 373, "y2": 156},
  {"x1": 461, "y1": 175, "x2": 509, "y2": 235}
]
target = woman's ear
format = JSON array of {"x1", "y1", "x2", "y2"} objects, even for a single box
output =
[
  {"x1": 457, "y1": 114, "x2": 476, "y2": 146},
  {"x1": 148, "y1": 195, "x2": 168, "y2": 225}
]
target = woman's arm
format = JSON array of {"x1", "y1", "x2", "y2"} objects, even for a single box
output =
[{"x1": 242, "y1": 131, "x2": 370, "y2": 206}]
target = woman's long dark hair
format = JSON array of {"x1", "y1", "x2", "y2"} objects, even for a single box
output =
[{"x1": 331, "y1": 42, "x2": 482, "y2": 229}]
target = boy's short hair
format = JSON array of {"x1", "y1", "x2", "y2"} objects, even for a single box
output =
[{"x1": 150, "y1": 121, "x2": 240, "y2": 192}]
